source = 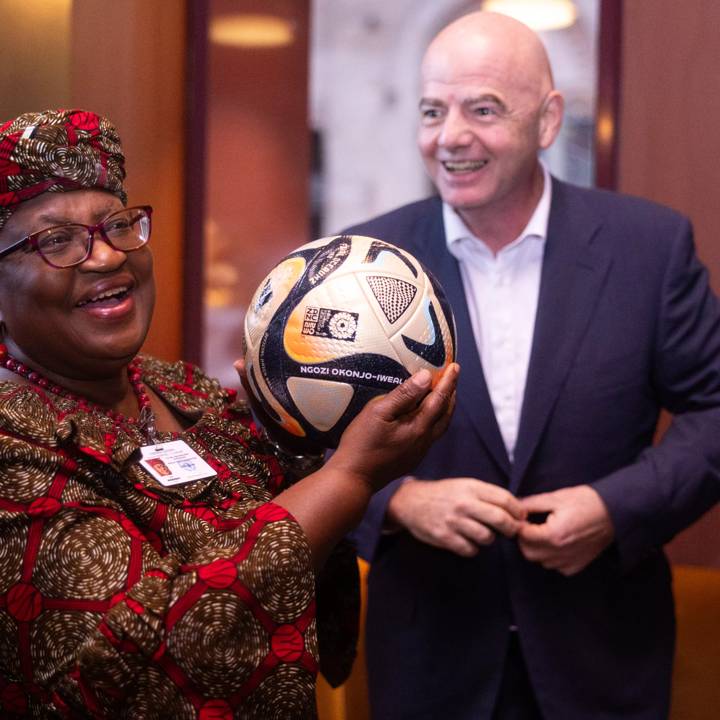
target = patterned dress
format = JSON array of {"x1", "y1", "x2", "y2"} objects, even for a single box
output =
[{"x1": 0, "y1": 357, "x2": 357, "y2": 719}]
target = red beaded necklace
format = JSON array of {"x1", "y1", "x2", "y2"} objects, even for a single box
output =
[{"x1": 0, "y1": 343, "x2": 157, "y2": 441}]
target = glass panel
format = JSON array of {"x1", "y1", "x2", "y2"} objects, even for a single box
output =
[{"x1": 201, "y1": 0, "x2": 311, "y2": 385}]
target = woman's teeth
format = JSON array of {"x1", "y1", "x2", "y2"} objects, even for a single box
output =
[{"x1": 77, "y1": 287, "x2": 129, "y2": 307}]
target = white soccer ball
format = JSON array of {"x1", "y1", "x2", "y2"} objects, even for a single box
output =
[{"x1": 243, "y1": 234, "x2": 456, "y2": 448}]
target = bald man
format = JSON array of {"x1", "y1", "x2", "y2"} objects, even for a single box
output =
[{"x1": 344, "y1": 11, "x2": 720, "y2": 720}]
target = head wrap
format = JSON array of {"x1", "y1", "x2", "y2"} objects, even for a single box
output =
[{"x1": 0, "y1": 108, "x2": 127, "y2": 231}]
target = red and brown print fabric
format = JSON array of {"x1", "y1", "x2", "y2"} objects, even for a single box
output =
[
  {"x1": 0, "y1": 109, "x2": 127, "y2": 230},
  {"x1": 0, "y1": 357, "x2": 354, "y2": 718}
]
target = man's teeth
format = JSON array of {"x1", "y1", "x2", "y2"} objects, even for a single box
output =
[
  {"x1": 78, "y1": 287, "x2": 129, "y2": 307},
  {"x1": 443, "y1": 160, "x2": 488, "y2": 172}
]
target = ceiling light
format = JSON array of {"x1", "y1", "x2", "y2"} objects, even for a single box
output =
[
  {"x1": 483, "y1": 0, "x2": 578, "y2": 32},
  {"x1": 209, "y1": 14, "x2": 295, "y2": 49}
]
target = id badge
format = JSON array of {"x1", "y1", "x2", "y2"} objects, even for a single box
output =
[{"x1": 139, "y1": 440, "x2": 217, "y2": 486}]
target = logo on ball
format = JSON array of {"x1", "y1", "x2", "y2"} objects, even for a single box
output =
[{"x1": 302, "y1": 307, "x2": 359, "y2": 342}]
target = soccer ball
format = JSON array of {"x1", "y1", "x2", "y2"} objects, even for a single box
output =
[{"x1": 243, "y1": 234, "x2": 456, "y2": 448}]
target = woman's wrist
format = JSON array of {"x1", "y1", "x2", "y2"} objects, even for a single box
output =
[{"x1": 274, "y1": 462, "x2": 374, "y2": 569}]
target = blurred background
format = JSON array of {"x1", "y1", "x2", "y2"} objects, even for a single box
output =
[
  {"x1": 0, "y1": 0, "x2": 606, "y2": 386},
  {"x1": 2, "y1": 1, "x2": 720, "y2": 716}
]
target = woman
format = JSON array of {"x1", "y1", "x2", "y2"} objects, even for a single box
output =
[{"x1": 0, "y1": 109, "x2": 457, "y2": 719}]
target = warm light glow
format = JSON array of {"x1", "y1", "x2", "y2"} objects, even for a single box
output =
[
  {"x1": 209, "y1": 14, "x2": 295, "y2": 48},
  {"x1": 483, "y1": 0, "x2": 578, "y2": 32},
  {"x1": 596, "y1": 112, "x2": 614, "y2": 146}
]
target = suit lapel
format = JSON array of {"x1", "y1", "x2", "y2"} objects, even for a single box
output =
[
  {"x1": 416, "y1": 202, "x2": 512, "y2": 477},
  {"x1": 510, "y1": 181, "x2": 612, "y2": 490}
]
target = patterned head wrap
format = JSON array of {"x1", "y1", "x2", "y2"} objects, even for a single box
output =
[{"x1": 0, "y1": 109, "x2": 127, "y2": 231}]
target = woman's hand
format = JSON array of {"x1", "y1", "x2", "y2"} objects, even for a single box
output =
[
  {"x1": 252, "y1": 362, "x2": 458, "y2": 569},
  {"x1": 326, "y1": 363, "x2": 459, "y2": 492}
]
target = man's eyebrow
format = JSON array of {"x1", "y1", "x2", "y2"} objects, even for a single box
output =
[
  {"x1": 464, "y1": 94, "x2": 506, "y2": 108},
  {"x1": 418, "y1": 94, "x2": 507, "y2": 109}
]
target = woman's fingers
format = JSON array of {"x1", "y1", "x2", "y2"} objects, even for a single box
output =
[{"x1": 373, "y1": 363, "x2": 459, "y2": 424}]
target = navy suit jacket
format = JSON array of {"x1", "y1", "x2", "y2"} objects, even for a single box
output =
[{"x1": 345, "y1": 179, "x2": 720, "y2": 720}]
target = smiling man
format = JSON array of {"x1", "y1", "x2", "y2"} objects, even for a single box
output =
[
  {"x1": 344, "y1": 11, "x2": 720, "y2": 720},
  {"x1": 417, "y1": 12, "x2": 561, "y2": 254}
]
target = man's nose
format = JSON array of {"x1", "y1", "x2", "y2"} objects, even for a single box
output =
[{"x1": 438, "y1": 107, "x2": 473, "y2": 148}]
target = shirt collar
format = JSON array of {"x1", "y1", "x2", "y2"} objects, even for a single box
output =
[{"x1": 444, "y1": 162, "x2": 553, "y2": 256}]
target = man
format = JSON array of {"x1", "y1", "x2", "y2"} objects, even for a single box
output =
[{"x1": 345, "y1": 11, "x2": 720, "y2": 720}]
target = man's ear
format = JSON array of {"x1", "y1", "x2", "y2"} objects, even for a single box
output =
[{"x1": 538, "y1": 91, "x2": 565, "y2": 150}]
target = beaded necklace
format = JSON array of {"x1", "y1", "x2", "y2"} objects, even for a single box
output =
[{"x1": 0, "y1": 343, "x2": 158, "y2": 442}]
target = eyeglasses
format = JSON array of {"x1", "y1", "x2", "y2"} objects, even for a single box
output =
[{"x1": 0, "y1": 205, "x2": 153, "y2": 269}]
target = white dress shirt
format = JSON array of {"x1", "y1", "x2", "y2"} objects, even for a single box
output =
[{"x1": 445, "y1": 166, "x2": 552, "y2": 460}]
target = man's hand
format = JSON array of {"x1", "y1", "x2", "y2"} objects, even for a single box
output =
[
  {"x1": 517, "y1": 485, "x2": 615, "y2": 576},
  {"x1": 387, "y1": 478, "x2": 526, "y2": 557}
]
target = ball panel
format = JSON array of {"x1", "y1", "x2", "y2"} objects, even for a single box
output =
[
  {"x1": 303, "y1": 235, "x2": 353, "y2": 288},
  {"x1": 245, "y1": 256, "x2": 307, "y2": 352},
  {"x1": 356, "y1": 237, "x2": 422, "y2": 280},
  {"x1": 364, "y1": 275, "x2": 418, "y2": 324},
  {"x1": 249, "y1": 361, "x2": 307, "y2": 438},
  {"x1": 286, "y1": 377, "x2": 355, "y2": 431},
  {"x1": 426, "y1": 266, "x2": 458, "y2": 358},
  {"x1": 400, "y1": 301, "x2": 447, "y2": 368}
]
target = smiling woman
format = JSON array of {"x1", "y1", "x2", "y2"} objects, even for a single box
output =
[
  {"x1": 0, "y1": 192, "x2": 156, "y2": 388},
  {"x1": 0, "y1": 109, "x2": 457, "y2": 719}
]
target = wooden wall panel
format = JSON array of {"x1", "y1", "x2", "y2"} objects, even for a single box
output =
[
  {"x1": 70, "y1": 0, "x2": 186, "y2": 362},
  {"x1": 618, "y1": 0, "x2": 720, "y2": 567},
  {"x1": 618, "y1": 0, "x2": 720, "y2": 289},
  {"x1": 0, "y1": 0, "x2": 72, "y2": 122}
]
